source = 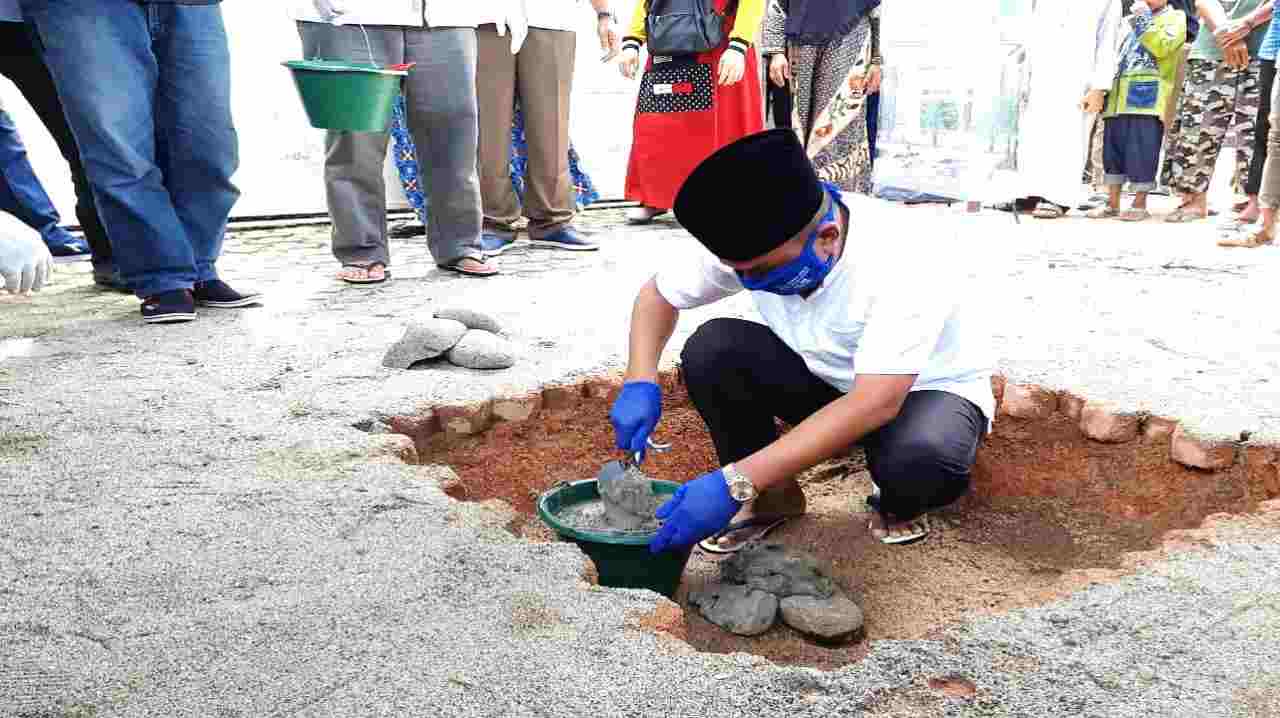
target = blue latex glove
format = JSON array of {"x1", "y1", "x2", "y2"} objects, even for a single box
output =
[
  {"x1": 609, "y1": 381, "x2": 662, "y2": 460},
  {"x1": 649, "y1": 469, "x2": 741, "y2": 554}
]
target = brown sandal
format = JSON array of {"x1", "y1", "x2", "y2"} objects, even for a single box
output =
[
  {"x1": 1217, "y1": 230, "x2": 1274, "y2": 248},
  {"x1": 438, "y1": 257, "x2": 500, "y2": 277},
  {"x1": 337, "y1": 263, "x2": 390, "y2": 285}
]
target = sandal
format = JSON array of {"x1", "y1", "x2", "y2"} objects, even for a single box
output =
[
  {"x1": 1217, "y1": 230, "x2": 1274, "y2": 248},
  {"x1": 438, "y1": 257, "x2": 500, "y2": 277},
  {"x1": 1085, "y1": 206, "x2": 1119, "y2": 219},
  {"x1": 337, "y1": 263, "x2": 390, "y2": 285},
  {"x1": 1119, "y1": 208, "x2": 1151, "y2": 222},
  {"x1": 1164, "y1": 207, "x2": 1206, "y2": 223},
  {"x1": 864, "y1": 486, "x2": 930, "y2": 545},
  {"x1": 698, "y1": 515, "x2": 794, "y2": 554},
  {"x1": 1031, "y1": 202, "x2": 1067, "y2": 219}
]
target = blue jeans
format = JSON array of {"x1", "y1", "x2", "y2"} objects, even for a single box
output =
[
  {"x1": 0, "y1": 108, "x2": 71, "y2": 245},
  {"x1": 21, "y1": 1, "x2": 240, "y2": 297}
]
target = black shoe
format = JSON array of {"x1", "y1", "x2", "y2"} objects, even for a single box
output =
[
  {"x1": 141, "y1": 290, "x2": 196, "y2": 324},
  {"x1": 192, "y1": 279, "x2": 261, "y2": 308},
  {"x1": 92, "y1": 264, "x2": 132, "y2": 293}
]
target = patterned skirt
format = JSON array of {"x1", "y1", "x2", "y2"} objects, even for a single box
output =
[
  {"x1": 790, "y1": 16, "x2": 873, "y2": 194},
  {"x1": 390, "y1": 94, "x2": 600, "y2": 224}
]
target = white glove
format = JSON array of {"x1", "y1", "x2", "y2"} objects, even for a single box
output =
[
  {"x1": 495, "y1": 0, "x2": 529, "y2": 55},
  {"x1": 0, "y1": 219, "x2": 53, "y2": 295},
  {"x1": 312, "y1": 0, "x2": 346, "y2": 23}
]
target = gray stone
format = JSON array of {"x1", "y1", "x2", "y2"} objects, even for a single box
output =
[
  {"x1": 382, "y1": 319, "x2": 467, "y2": 369},
  {"x1": 722, "y1": 543, "x2": 836, "y2": 599},
  {"x1": 445, "y1": 330, "x2": 518, "y2": 370},
  {"x1": 779, "y1": 594, "x2": 864, "y2": 644},
  {"x1": 434, "y1": 307, "x2": 503, "y2": 335},
  {"x1": 688, "y1": 584, "x2": 779, "y2": 636}
]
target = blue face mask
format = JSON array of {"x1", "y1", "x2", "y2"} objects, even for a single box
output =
[{"x1": 737, "y1": 187, "x2": 843, "y2": 296}]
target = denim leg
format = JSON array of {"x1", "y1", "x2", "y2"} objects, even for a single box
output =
[
  {"x1": 151, "y1": 4, "x2": 239, "y2": 283},
  {"x1": 0, "y1": 109, "x2": 64, "y2": 240},
  {"x1": 22, "y1": 0, "x2": 196, "y2": 297}
]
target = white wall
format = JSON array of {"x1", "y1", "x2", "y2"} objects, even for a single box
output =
[{"x1": 0, "y1": 2, "x2": 643, "y2": 221}]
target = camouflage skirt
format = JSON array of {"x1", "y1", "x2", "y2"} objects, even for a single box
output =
[{"x1": 1162, "y1": 58, "x2": 1263, "y2": 195}]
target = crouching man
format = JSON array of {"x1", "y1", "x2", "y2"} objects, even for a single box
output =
[{"x1": 608, "y1": 129, "x2": 995, "y2": 554}]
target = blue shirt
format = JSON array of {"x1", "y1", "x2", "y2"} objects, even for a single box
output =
[
  {"x1": 0, "y1": 0, "x2": 21, "y2": 22},
  {"x1": 1261, "y1": 3, "x2": 1280, "y2": 61}
]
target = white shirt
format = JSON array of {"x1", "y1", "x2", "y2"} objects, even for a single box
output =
[
  {"x1": 655, "y1": 193, "x2": 996, "y2": 426},
  {"x1": 291, "y1": 0, "x2": 491, "y2": 28}
]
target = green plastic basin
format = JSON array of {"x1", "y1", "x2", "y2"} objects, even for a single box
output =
[
  {"x1": 283, "y1": 60, "x2": 408, "y2": 132},
  {"x1": 537, "y1": 479, "x2": 692, "y2": 599}
]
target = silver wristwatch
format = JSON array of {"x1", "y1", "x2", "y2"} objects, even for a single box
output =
[{"x1": 722, "y1": 463, "x2": 758, "y2": 503}]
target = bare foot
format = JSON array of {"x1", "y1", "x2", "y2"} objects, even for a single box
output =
[{"x1": 867, "y1": 512, "x2": 930, "y2": 544}]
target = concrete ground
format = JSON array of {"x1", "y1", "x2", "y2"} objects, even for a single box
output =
[{"x1": 2, "y1": 199, "x2": 1279, "y2": 717}]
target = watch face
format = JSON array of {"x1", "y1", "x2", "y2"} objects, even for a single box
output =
[{"x1": 731, "y1": 480, "x2": 754, "y2": 501}]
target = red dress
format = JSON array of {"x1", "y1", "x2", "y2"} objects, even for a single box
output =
[{"x1": 624, "y1": 0, "x2": 764, "y2": 211}]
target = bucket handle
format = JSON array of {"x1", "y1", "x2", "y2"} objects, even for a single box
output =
[{"x1": 357, "y1": 24, "x2": 376, "y2": 66}]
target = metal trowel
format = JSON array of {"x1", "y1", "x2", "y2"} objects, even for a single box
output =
[{"x1": 596, "y1": 438, "x2": 672, "y2": 529}]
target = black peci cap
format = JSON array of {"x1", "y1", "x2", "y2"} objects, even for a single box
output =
[{"x1": 673, "y1": 129, "x2": 826, "y2": 262}]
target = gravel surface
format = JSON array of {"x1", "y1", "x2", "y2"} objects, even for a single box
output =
[{"x1": 1, "y1": 203, "x2": 1278, "y2": 716}]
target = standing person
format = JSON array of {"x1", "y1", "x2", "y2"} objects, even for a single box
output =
[
  {"x1": 475, "y1": 0, "x2": 618, "y2": 256},
  {"x1": 294, "y1": 1, "x2": 524, "y2": 282},
  {"x1": 1162, "y1": 0, "x2": 1272, "y2": 223},
  {"x1": 608, "y1": 130, "x2": 993, "y2": 554},
  {"x1": 760, "y1": 0, "x2": 883, "y2": 194},
  {"x1": 1013, "y1": 0, "x2": 1124, "y2": 220},
  {"x1": 0, "y1": 4, "x2": 120, "y2": 288},
  {"x1": 20, "y1": 0, "x2": 258, "y2": 323},
  {"x1": 1227, "y1": 0, "x2": 1277, "y2": 229},
  {"x1": 618, "y1": 0, "x2": 768, "y2": 225},
  {"x1": 1222, "y1": 0, "x2": 1280, "y2": 246},
  {"x1": 1087, "y1": 0, "x2": 1190, "y2": 221}
]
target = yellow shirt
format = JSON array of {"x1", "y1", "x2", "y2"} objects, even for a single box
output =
[{"x1": 626, "y1": 0, "x2": 767, "y2": 47}]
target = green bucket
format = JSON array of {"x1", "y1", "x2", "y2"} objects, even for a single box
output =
[
  {"x1": 537, "y1": 479, "x2": 693, "y2": 599},
  {"x1": 283, "y1": 60, "x2": 410, "y2": 132}
]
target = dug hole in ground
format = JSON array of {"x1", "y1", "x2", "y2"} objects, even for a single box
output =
[{"x1": 385, "y1": 367, "x2": 1280, "y2": 671}]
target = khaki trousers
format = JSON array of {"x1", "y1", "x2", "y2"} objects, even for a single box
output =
[{"x1": 476, "y1": 25, "x2": 576, "y2": 239}]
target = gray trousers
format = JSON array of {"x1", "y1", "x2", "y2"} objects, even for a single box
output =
[{"x1": 297, "y1": 22, "x2": 483, "y2": 266}]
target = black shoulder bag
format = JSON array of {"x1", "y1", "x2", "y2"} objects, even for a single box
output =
[{"x1": 645, "y1": 0, "x2": 739, "y2": 57}]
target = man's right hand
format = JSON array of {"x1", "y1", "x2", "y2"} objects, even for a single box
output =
[
  {"x1": 0, "y1": 229, "x2": 53, "y2": 295},
  {"x1": 609, "y1": 381, "x2": 662, "y2": 460},
  {"x1": 768, "y1": 52, "x2": 791, "y2": 88},
  {"x1": 619, "y1": 47, "x2": 641, "y2": 79},
  {"x1": 1215, "y1": 20, "x2": 1252, "y2": 48},
  {"x1": 1225, "y1": 41, "x2": 1251, "y2": 69}
]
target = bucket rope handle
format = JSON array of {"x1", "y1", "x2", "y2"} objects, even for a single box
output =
[{"x1": 358, "y1": 24, "x2": 376, "y2": 66}]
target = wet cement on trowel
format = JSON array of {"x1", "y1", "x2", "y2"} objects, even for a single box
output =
[{"x1": 556, "y1": 465, "x2": 665, "y2": 533}]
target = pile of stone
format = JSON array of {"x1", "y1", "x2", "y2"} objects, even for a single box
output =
[
  {"x1": 688, "y1": 542, "x2": 864, "y2": 644},
  {"x1": 382, "y1": 308, "x2": 517, "y2": 371}
]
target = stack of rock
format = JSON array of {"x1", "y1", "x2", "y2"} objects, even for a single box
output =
[
  {"x1": 382, "y1": 308, "x2": 518, "y2": 371},
  {"x1": 688, "y1": 542, "x2": 864, "y2": 644}
]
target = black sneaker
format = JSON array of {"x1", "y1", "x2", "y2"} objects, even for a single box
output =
[
  {"x1": 141, "y1": 290, "x2": 196, "y2": 324},
  {"x1": 192, "y1": 279, "x2": 262, "y2": 308}
]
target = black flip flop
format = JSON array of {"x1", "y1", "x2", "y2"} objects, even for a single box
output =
[
  {"x1": 338, "y1": 264, "x2": 390, "y2": 285},
  {"x1": 438, "y1": 259, "x2": 499, "y2": 277},
  {"x1": 698, "y1": 515, "x2": 793, "y2": 554}
]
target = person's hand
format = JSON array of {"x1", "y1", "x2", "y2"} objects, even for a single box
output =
[
  {"x1": 495, "y1": 2, "x2": 529, "y2": 55},
  {"x1": 768, "y1": 52, "x2": 791, "y2": 87},
  {"x1": 597, "y1": 16, "x2": 621, "y2": 62},
  {"x1": 1215, "y1": 20, "x2": 1252, "y2": 48},
  {"x1": 718, "y1": 50, "x2": 746, "y2": 85},
  {"x1": 0, "y1": 230, "x2": 53, "y2": 295},
  {"x1": 649, "y1": 469, "x2": 741, "y2": 553},
  {"x1": 1132, "y1": 0, "x2": 1153, "y2": 17},
  {"x1": 609, "y1": 381, "x2": 662, "y2": 460},
  {"x1": 312, "y1": 0, "x2": 345, "y2": 22},
  {"x1": 619, "y1": 47, "x2": 641, "y2": 79},
  {"x1": 866, "y1": 64, "x2": 883, "y2": 94},
  {"x1": 1081, "y1": 89, "x2": 1107, "y2": 113},
  {"x1": 1225, "y1": 41, "x2": 1251, "y2": 69}
]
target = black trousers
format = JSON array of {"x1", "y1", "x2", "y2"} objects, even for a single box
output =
[
  {"x1": 0, "y1": 21, "x2": 111, "y2": 265},
  {"x1": 1246, "y1": 59, "x2": 1276, "y2": 196},
  {"x1": 680, "y1": 318, "x2": 987, "y2": 521}
]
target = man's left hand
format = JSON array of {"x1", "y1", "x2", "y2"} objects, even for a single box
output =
[
  {"x1": 597, "y1": 16, "x2": 621, "y2": 62},
  {"x1": 718, "y1": 50, "x2": 745, "y2": 85},
  {"x1": 649, "y1": 469, "x2": 741, "y2": 553}
]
